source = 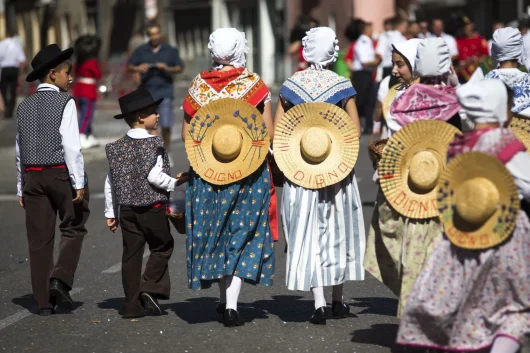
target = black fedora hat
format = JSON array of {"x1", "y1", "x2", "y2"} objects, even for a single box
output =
[
  {"x1": 26, "y1": 44, "x2": 74, "y2": 82},
  {"x1": 114, "y1": 87, "x2": 164, "y2": 119}
]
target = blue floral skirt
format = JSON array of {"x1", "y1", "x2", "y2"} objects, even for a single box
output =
[{"x1": 185, "y1": 162, "x2": 275, "y2": 290}]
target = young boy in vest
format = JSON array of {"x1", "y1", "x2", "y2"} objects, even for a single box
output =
[
  {"x1": 104, "y1": 87, "x2": 186, "y2": 318},
  {"x1": 16, "y1": 44, "x2": 90, "y2": 316}
]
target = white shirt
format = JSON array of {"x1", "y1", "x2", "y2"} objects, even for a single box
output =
[
  {"x1": 16, "y1": 84, "x2": 84, "y2": 196},
  {"x1": 506, "y1": 152, "x2": 530, "y2": 200},
  {"x1": 104, "y1": 128, "x2": 178, "y2": 218},
  {"x1": 523, "y1": 32, "x2": 530, "y2": 70},
  {"x1": 0, "y1": 37, "x2": 26, "y2": 68},
  {"x1": 418, "y1": 32, "x2": 432, "y2": 39},
  {"x1": 353, "y1": 34, "x2": 375, "y2": 71},
  {"x1": 429, "y1": 32, "x2": 459, "y2": 58},
  {"x1": 377, "y1": 31, "x2": 407, "y2": 68}
]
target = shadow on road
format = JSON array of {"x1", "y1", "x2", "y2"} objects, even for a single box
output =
[
  {"x1": 350, "y1": 323, "x2": 401, "y2": 351},
  {"x1": 13, "y1": 293, "x2": 84, "y2": 313},
  {"x1": 350, "y1": 297, "x2": 398, "y2": 316}
]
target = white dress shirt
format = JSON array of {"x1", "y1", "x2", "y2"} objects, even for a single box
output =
[
  {"x1": 16, "y1": 84, "x2": 84, "y2": 196},
  {"x1": 0, "y1": 37, "x2": 26, "y2": 68},
  {"x1": 104, "y1": 128, "x2": 177, "y2": 218},
  {"x1": 429, "y1": 32, "x2": 459, "y2": 58},
  {"x1": 353, "y1": 34, "x2": 376, "y2": 71},
  {"x1": 376, "y1": 31, "x2": 407, "y2": 68}
]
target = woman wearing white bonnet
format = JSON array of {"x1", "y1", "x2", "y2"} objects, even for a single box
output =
[
  {"x1": 275, "y1": 27, "x2": 366, "y2": 325},
  {"x1": 484, "y1": 27, "x2": 530, "y2": 116},
  {"x1": 397, "y1": 79, "x2": 530, "y2": 353},
  {"x1": 181, "y1": 28, "x2": 276, "y2": 327}
]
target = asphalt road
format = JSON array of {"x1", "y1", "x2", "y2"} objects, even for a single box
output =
[{"x1": 0, "y1": 101, "x2": 402, "y2": 353}]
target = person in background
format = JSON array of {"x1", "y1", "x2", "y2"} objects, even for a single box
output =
[
  {"x1": 418, "y1": 20, "x2": 431, "y2": 39},
  {"x1": 488, "y1": 21, "x2": 505, "y2": 54},
  {"x1": 0, "y1": 30, "x2": 26, "y2": 119},
  {"x1": 376, "y1": 16, "x2": 407, "y2": 80},
  {"x1": 407, "y1": 21, "x2": 420, "y2": 39},
  {"x1": 456, "y1": 16, "x2": 489, "y2": 82},
  {"x1": 431, "y1": 18, "x2": 459, "y2": 62},
  {"x1": 520, "y1": 17, "x2": 530, "y2": 71},
  {"x1": 288, "y1": 15, "x2": 319, "y2": 72},
  {"x1": 73, "y1": 35, "x2": 102, "y2": 149},
  {"x1": 345, "y1": 18, "x2": 381, "y2": 134},
  {"x1": 128, "y1": 22, "x2": 184, "y2": 167},
  {"x1": 128, "y1": 29, "x2": 146, "y2": 86}
]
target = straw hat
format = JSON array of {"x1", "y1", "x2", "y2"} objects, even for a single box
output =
[
  {"x1": 509, "y1": 115, "x2": 530, "y2": 152},
  {"x1": 273, "y1": 102, "x2": 359, "y2": 189},
  {"x1": 185, "y1": 98, "x2": 270, "y2": 185},
  {"x1": 379, "y1": 120, "x2": 460, "y2": 219},
  {"x1": 382, "y1": 84, "x2": 400, "y2": 121},
  {"x1": 437, "y1": 152, "x2": 519, "y2": 250}
]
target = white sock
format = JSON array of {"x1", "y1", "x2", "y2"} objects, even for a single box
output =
[
  {"x1": 225, "y1": 275, "x2": 242, "y2": 311},
  {"x1": 311, "y1": 287, "x2": 326, "y2": 309},
  {"x1": 490, "y1": 336, "x2": 520, "y2": 353},
  {"x1": 218, "y1": 278, "x2": 226, "y2": 303},
  {"x1": 332, "y1": 284, "x2": 343, "y2": 303}
]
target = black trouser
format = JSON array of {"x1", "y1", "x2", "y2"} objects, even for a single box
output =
[
  {"x1": 23, "y1": 168, "x2": 90, "y2": 309},
  {"x1": 0, "y1": 67, "x2": 19, "y2": 118},
  {"x1": 119, "y1": 205, "x2": 174, "y2": 316},
  {"x1": 352, "y1": 70, "x2": 375, "y2": 133}
]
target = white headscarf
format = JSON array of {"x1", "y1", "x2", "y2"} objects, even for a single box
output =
[
  {"x1": 302, "y1": 27, "x2": 339, "y2": 70},
  {"x1": 208, "y1": 28, "x2": 248, "y2": 69},
  {"x1": 456, "y1": 79, "x2": 508, "y2": 125},
  {"x1": 491, "y1": 27, "x2": 524, "y2": 68},
  {"x1": 415, "y1": 37, "x2": 451, "y2": 77},
  {"x1": 392, "y1": 38, "x2": 422, "y2": 73}
]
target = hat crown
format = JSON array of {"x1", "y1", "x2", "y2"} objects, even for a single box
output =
[
  {"x1": 300, "y1": 127, "x2": 331, "y2": 164},
  {"x1": 212, "y1": 125, "x2": 242, "y2": 162},
  {"x1": 31, "y1": 44, "x2": 64, "y2": 70},
  {"x1": 455, "y1": 177, "x2": 499, "y2": 224},
  {"x1": 118, "y1": 88, "x2": 157, "y2": 116},
  {"x1": 408, "y1": 151, "x2": 440, "y2": 191}
]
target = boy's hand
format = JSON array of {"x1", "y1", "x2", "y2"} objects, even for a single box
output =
[
  {"x1": 107, "y1": 218, "x2": 119, "y2": 233},
  {"x1": 176, "y1": 172, "x2": 188, "y2": 186},
  {"x1": 73, "y1": 189, "x2": 85, "y2": 203},
  {"x1": 19, "y1": 197, "x2": 24, "y2": 208}
]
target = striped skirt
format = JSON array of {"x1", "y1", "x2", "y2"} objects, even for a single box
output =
[{"x1": 281, "y1": 172, "x2": 366, "y2": 291}]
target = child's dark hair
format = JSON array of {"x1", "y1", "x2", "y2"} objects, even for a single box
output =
[
  {"x1": 123, "y1": 105, "x2": 158, "y2": 127},
  {"x1": 39, "y1": 59, "x2": 73, "y2": 83},
  {"x1": 74, "y1": 35, "x2": 101, "y2": 66}
]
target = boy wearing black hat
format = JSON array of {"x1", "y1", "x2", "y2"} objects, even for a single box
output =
[
  {"x1": 104, "y1": 87, "x2": 185, "y2": 318},
  {"x1": 16, "y1": 44, "x2": 90, "y2": 315}
]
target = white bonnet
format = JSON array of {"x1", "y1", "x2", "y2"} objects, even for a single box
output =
[
  {"x1": 415, "y1": 37, "x2": 451, "y2": 77},
  {"x1": 456, "y1": 79, "x2": 508, "y2": 125},
  {"x1": 392, "y1": 38, "x2": 422, "y2": 72},
  {"x1": 302, "y1": 27, "x2": 339, "y2": 70},
  {"x1": 491, "y1": 27, "x2": 523, "y2": 67},
  {"x1": 208, "y1": 28, "x2": 248, "y2": 69}
]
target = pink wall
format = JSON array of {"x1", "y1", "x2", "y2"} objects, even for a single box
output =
[{"x1": 353, "y1": 0, "x2": 396, "y2": 37}]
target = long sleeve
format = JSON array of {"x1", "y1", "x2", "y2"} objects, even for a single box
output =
[
  {"x1": 506, "y1": 151, "x2": 530, "y2": 201},
  {"x1": 59, "y1": 99, "x2": 85, "y2": 190},
  {"x1": 16, "y1": 134, "x2": 24, "y2": 197},
  {"x1": 104, "y1": 173, "x2": 119, "y2": 219},
  {"x1": 147, "y1": 155, "x2": 177, "y2": 192}
]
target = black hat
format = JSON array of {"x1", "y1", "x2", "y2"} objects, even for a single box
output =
[
  {"x1": 26, "y1": 44, "x2": 74, "y2": 82},
  {"x1": 114, "y1": 87, "x2": 164, "y2": 119}
]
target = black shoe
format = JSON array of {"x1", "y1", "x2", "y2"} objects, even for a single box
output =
[
  {"x1": 38, "y1": 308, "x2": 54, "y2": 316},
  {"x1": 309, "y1": 307, "x2": 327, "y2": 325},
  {"x1": 216, "y1": 302, "x2": 226, "y2": 315},
  {"x1": 223, "y1": 309, "x2": 245, "y2": 327},
  {"x1": 140, "y1": 292, "x2": 162, "y2": 315},
  {"x1": 332, "y1": 301, "x2": 350, "y2": 319},
  {"x1": 49, "y1": 279, "x2": 74, "y2": 310}
]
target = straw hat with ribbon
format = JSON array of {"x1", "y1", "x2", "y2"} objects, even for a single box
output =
[
  {"x1": 379, "y1": 120, "x2": 460, "y2": 219},
  {"x1": 437, "y1": 152, "x2": 519, "y2": 250},
  {"x1": 185, "y1": 98, "x2": 270, "y2": 185},
  {"x1": 509, "y1": 116, "x2": 530, "y2": 152},
  {"x1": 273, "y1": 102, "x2": 359, "y2": 189}
]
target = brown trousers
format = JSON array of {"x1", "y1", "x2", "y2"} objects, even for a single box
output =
[
  {"x1": 23, "y1": 168, "x2": 90, "y2": 309},
  {"x1": 119, "y1": 205, "x2": 173, "y2": 316}
]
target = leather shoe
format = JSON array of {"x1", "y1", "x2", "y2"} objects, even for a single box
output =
[
  {"x1": 140, "y1": 292, "x2": 162, "y2": 315},
  {"x1": 223, "y1": 309, "x2": 244, "y2": 327},
  {"x1": 216, "y1": 302, "x2": 226, "y2": 315},
  {"x1": 38, "y1": 308, "x2": 54, "y2": 316},
  {"x1": 309, "y1": 307, "x2": 327, "y2": 325},
  {"x1": 332, "y1": 301, "x2": 350, "y2": 319},
  {"x1": 49, "y1": 279, "x2": 74, "y2": 310}
]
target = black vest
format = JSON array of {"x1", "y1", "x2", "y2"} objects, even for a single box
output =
[
  {"x1": 17, "y1": 91, "x2": 72, "y2": 166},
  {"x1": 106, "y1": 135, "x2": 170, "y2": 207}
]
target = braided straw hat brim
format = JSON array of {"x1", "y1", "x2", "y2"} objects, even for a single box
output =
[
  {"x1": 382, "y1": 84, "x2": 400, "y2": 121},
  {"x1": 437, "y1": 152, "x2": 519, "y2": 250},
  {"x1": 184, "y1": 98, "x2": 270, "y2": 185},
  {"x1": 379, "y1": 120, "x2": 461, "y2": 219},
  {"x1": 509, "y1": 115, "x2": 530, "y2": 152},
  {"x1": 273, "y1": 102, "x2": 359, "y2": 189}
]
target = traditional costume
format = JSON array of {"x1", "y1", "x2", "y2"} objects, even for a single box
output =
[
  {"x1": 104, "y1": 88, "x2": 176, "y2": 318},
  {"x1": 365, "y1": 38, "x2": 463, "y2": 317},
  {"x1": 182, "y1": 28, "x2": 274, "y2": 327},
  {"x1": 275, "y1": 27, "x2": 365, "y2": 325},
  {"x1": 16, "y1": 44, "x2": 90, "y2": 315},
  {"x1": 397, "y1": 79, "x2": 530, "y2": 353}
]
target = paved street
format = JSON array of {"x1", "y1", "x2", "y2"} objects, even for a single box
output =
[{"x1": 0, "y1": 93, "x2": 401, "y2": 353}]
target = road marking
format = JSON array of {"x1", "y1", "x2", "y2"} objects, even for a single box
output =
[
  {"x1": 101, "y1": 249, "x2": 150, "y2": 274},
  {"x1": 0, "y1": 288, "x2": 83, "y2": 331},
  {"x1": 0, "y1": 193, "x2": 105, "y2": 202}
]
